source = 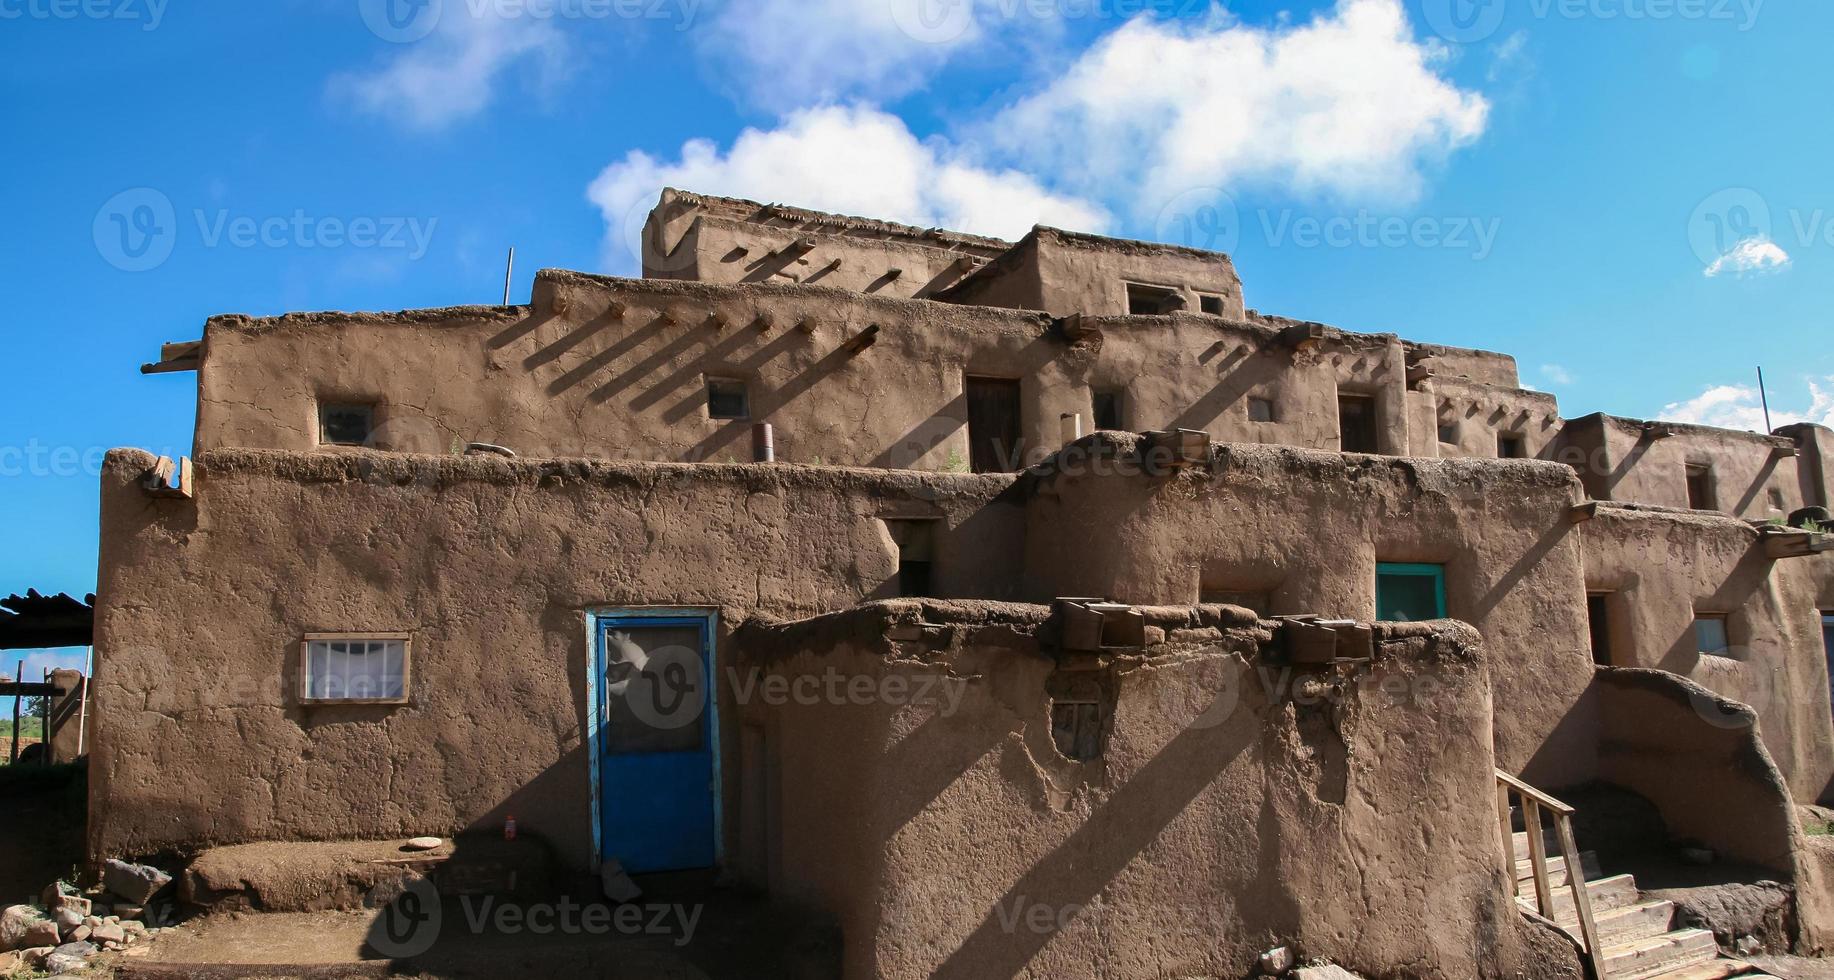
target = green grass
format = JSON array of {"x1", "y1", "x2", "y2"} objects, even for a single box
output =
[{"x1": 0, "y1": 718, "x2": 47, "y2": 739}]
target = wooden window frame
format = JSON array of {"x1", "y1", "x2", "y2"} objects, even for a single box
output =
[
  {"x1": 300, "y1": 632, "x2": 413, "y2": 705},
  {"x1": 1375, "y1": 562, "x2": 1447, "y2": 621}
]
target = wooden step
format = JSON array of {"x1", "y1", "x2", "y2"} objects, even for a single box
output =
[
  {"x1": 1518, "y1": 873, "x2": 1641, "y2": 920},
  {"x1": 1604, "y1": 929, "x2": 1718, "y2": 980},
  {"x1": 1515, "y1": 850, "x2": 1602, "y2": 887},
  {"x1": 1511, "y1": 829, "x2": 1561, "y2": 860},
  {"x1": 1558, "y1": 899, "x2": 1673, "y2": 947},
  {"x1": 1640, "y1": 960, "x2": 1761, "y2": 980}
]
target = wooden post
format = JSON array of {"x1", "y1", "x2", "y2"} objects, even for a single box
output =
[
  {"x1": 39, "y1": 671, "x2": 50, "y2": 765},
  {"x1": 1496, "y1": 782, "x2": 1519, "y2": 900},
  {"x1": 1523, "y1": 798, "x2": 1556, "y2": 919},
  {"x1": 1556, "y1": 813, "x2": 1605, "y2": 975},
  {"x1": 9, "y1": 659, "x2": 20, "y2": 765}
]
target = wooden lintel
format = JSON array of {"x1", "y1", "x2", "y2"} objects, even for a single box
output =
[{"x1": 1764, "y1": 531, "x2": 1834, "y2": 560}]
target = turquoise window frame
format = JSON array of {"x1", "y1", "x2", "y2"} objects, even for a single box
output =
[{"x1": 1375, "y1": 562, "x2": 1447, "y2": 621}]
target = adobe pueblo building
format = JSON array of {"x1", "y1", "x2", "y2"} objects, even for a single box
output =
[{"x1": 93, "y1": 188, "x2": 1834, "y2": 979}]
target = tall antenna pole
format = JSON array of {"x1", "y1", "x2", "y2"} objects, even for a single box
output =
[
  {"x1": 1758, "y1": 366, "x2": 1773, "y2": 433},
  {"x1": 502, "y1": 247, "x2": 515, "y2": 306}
]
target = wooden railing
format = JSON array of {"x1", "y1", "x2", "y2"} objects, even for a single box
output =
[{"x1": 1495, "y1": 769, "x2": 1605, "y2": 978}]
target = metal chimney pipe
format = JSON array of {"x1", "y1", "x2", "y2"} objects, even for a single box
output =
[{"x1": 752, "y1": 422, "x2": 775, "y2": 463}]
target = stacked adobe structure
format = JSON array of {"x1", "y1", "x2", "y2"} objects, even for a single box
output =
[{"x1": 94, "y1": 189, "x2": 1834, "y2": 977}]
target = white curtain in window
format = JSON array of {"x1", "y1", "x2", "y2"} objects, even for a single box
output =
[{"x1": 306, "y1": 639, "x2": 405, "y2": 700}]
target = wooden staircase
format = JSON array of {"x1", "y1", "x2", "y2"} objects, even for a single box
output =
[{"x1": 1495, "y1": 771, "x2": 1778, "y2": 980}]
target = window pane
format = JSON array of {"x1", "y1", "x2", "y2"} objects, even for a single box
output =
[
  {"x1": 604, "y1": 626, "x2": 705, "y2": 754},
  {"x1": 1695, "y1": 617, "x2": 1730, "y2": 656},
  {"x1": 306, "y1": 638, "x2": 406, "y2": 701},
  {"x1": 1376, "y1": 565, "x2": 1444, "y2": 622}
]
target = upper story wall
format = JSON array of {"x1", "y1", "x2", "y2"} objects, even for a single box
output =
[
  {"x1": 192, "y1": 270, "x2": 1514, "y2": 471},
  {"x1": 1556, "y1": 413, "x2": 1806, "y2": 520},
  {"x1": 937, "y1": 227, "x2": 1246, "y2": 319},
  {"x1": 642, "y1": 188, "x2": 1004, "y2": 302}
]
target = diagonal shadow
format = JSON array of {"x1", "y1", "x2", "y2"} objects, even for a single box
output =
[
  {"x1": 929, "y1": 695, "x2": 1255, "y2": 979},
  {"x1": 547, "y1": 314, "x2": 671, "y2": 396}
]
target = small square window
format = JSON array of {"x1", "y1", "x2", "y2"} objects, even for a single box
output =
[
  {"x1": 1376, "y1": 563, "x2": 1446, "y2": 622},
  {"x1": 707, "y1": 378, "x2": 749, "y2": 420},
  {"x1": 1248, "y1": 397, "x2": 1276, "y2": 423},
  {"x1": 1437, "y1": 422, "x2": 1459, "y2": 445},
  {"x1": 1125, "y1": 282, "x2": 1183, "y2": 315},
  {"x1": 319, "y1": 403, "x2": 375, "y2": 447},
  {"x1": 301, "y1": 634, "x2": 410, "y2": 703},
  {"x1": 1092, "y1": 390, "x2": 1125, "y2": 431},
  {"x1": 1498, "y1": 434, "x2": 1526, "y2": 459},
  {"x1": 1694, "y1": 614, "x2": 1732, "y2": 658},
  {"x1": 1198, "y1": 294, "x2": 1225, "y2": 316}
]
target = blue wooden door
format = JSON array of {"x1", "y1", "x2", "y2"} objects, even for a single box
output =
[{"x1": 594, "y1": 614, "x2": 717, "y2": 873}]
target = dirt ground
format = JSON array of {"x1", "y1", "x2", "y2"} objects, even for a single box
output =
[
  {"x1": 109, "y1": 886, "x2": 838, "y2": 980},
  {"x1": 0, "y1": 762, "x2": 85, "y2": 905}
]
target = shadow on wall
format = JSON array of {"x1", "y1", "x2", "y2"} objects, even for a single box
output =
[{"x1": 354, "y1": 746, "x2": 843, "y2": 979}]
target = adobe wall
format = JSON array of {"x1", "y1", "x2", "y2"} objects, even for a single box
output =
[
  {"x1": 1427, "y1": 378, "x2": 1562, "y2": 460},
  {"x1": 738, "y1": 607, "x2": 1583, "y2": 980},
  {"x1": 1579, "y1": 505, "x2": 1834, "y2": 801},
  {"x1": 1779, "y1": 421, "x2": 1834, "y2": 510},
  {"x1": 1019, "y1": 436, "x2": 1601, "y2": 787},
  {"x1": 1026, "y1": 229, "x2": 1246, "y2": 319},
  {"x1": 1570, "y1": 414, "x2": 1802, "y2": 519},
  {"x1": 641, "y1": 188, "x2": 1006, "y2": 301},
  {"x1": 191, "y1": 272, "x2": 1491, "y2": 472},
  {"x1": 89, "y1": 448, "x2": 1025, "y2": 866}
]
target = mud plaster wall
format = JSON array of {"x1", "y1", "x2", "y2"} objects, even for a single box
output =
[
  {"x1": 1426, "y1": 377, "x2": 1562, "y2": 460},
  {"x1": 653, "y1": 214, "x2": 989, "y2": 302},
  {"x1": 194, "y1": 273, "x2": 1533, "y2": 474},
  {"x1": 743, "y1": 617, "x2": 1583, "y2": 980},
  {"x1": 1585, "y1": 416, "x2": 1802, "y2": 519},
  {"x1": 1020, "y1": 438, "x2": 1602, "y2": 788},
  {"x1": 1026, "y1": 231, "x2": 1246, "y2": 320},
  {"x1": 88, "y1": 448, "x2": 1026, "y2": 865},
  {"x1": 1580, "y1": 507, "x2": 1834, "y2": 801}
]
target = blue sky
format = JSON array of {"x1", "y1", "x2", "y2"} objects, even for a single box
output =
[{"x1": 1, "y1": 0, "x2": 1829, "y2": 686}]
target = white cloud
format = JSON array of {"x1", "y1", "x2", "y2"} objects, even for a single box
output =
[
  {"x1": 1704, "y1": 235, "x2": 1792, "y2": 278},
  {"x1": 985, "y1": 0, "x2": 1489, "y2": 214},
  {"x1": 695, "y1": 0, "x2": 1052, "y2": 108},
  {"x1": 1659, "y1": 378, "x2": 1834, "y2": 432},
  {"x1": 587, "y1": 105, "x2": 1110, "y2": 272},
  {"x1": 1488, "y1": 30, "x2": 1530, "y2": 84},
  {"x1": 331, "y1": 10, "x2": 571, "y2": 130},
  {"x1": 1540, "y1": 363, "x2": 1574, "y2": 386}
]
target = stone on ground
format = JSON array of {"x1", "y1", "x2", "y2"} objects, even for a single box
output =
[
  {"x1": 104, "y1": 857, "x2": 173, "y2": 904},
  {"x1": 0, "y1": 904, "x2": 60, "y2": 950}
]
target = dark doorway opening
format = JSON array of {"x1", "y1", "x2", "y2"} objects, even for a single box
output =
[{"x1": 966, "y1": 377, "x2": 1022, "y2": 473}]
